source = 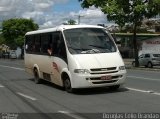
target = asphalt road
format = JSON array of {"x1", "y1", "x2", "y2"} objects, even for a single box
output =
[{"x1": 0, "y1": 59, "x2": 160, "y2": 119}]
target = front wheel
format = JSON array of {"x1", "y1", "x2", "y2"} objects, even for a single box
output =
[
  {"x1": 63, "y1": 77, "x2": 74, "y2": 93},
  {"x1": 34, "y1": 69, "x2": 41, "y2": 84},
  {"x1": 147, "y1": 62, "x2": 153, "y2": 68}
]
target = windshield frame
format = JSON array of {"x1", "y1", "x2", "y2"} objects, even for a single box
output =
[{"x1": 63, "y1": 27, "x2": 117, "y2": 54}]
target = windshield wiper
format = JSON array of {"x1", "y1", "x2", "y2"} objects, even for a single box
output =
[
  {"x1": 89, "y1": 45, "x2": 111, "y2": 52},
  {"x1": 81, "y1": 49, "x2": 100, "y2": 54},
  {"x1": 68, "y1": 46, "x2": 91, "y2": 53},
  {"x1": 89, "y1": 45, "x2": 106, "y2": 49},
  {"x1": 68, "y1": 46, "x2": 81, "y2": 50}
]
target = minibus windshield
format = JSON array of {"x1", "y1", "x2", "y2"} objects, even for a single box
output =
[{"x1": 63, "y1": 28, "x2": 116, "y2": 54}]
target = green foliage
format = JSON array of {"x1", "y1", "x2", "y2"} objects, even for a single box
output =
[
  {"x1": 79, "y1": 0, "x2": 160, "y2": 27},
  {"x1": 120, "y1": 25, "x2": 153, "y2": 33},
  {"x1": 0, "y1": 34, "x2": 5, "y2": 45},
  {"x1": 67, "y1": 19, "x2": 76, "y2": 25},
  {"x1": 79, "y1": 0, "x2": 160, "y2": 67},
  {"x1": 2, "y1": 18, "x2": 39, "y2": 48}
]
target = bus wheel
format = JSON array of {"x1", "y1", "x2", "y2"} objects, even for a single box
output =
[
  {"x1": 63, "y1": 77, "x2": 73, "y2": 93},
  {"x1": 108, "y1": 85, "x2": 120, "y2": 90},
  {"x1": 34, "y1": 69, "x2": 41, "y2": 84}
]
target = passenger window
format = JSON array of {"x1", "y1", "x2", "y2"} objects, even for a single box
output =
[
  {"x1": 26, "y1": 35, "x2": 35, "y2": 53},
  {"x1": 139, "y1": 55, "x2": 143, "y2": 59},
  {"x1": 35, "y1": 35, "x2": 41, "y2": 53},
  {"x1": 145, "y1": 54, "x2": 150, "y2": 58},
  {"x1": 41, "y1": 34, "x2": 52, "y2": 54}
]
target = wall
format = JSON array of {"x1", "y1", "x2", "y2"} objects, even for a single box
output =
[{"x1": 139, "y1": 36, "x2": 160, "y2": 55}]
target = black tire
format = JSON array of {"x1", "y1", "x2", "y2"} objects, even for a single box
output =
[
  {"x1": 108, "y1": 85, "x2": 120, "y2": 90},
  {"x1": 63, "y1": 77, "x2": 73, "y2": 93},
  {"x1": 34, "y1": 69, "x2": 41, "y2": 84},
  {"x1": 147, "y1": 62, "x2": 153, "y2": 68}
]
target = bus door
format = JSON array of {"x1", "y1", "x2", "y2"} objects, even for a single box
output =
[{"x1": 51, "y1": 32, "x2": 67, "y2": 86}]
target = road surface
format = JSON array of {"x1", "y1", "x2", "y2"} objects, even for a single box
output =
[{"x1": 0, "y1": 59, "x2": 160, "y2": 119}]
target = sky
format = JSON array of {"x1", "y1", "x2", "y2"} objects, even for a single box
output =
[{"x1": 0, "y1": 0, "x2": 113, "y2": 29}]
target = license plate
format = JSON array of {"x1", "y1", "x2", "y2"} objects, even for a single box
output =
[{"x1": 101, "y1": 75, "x2": 112, "y2": 80}]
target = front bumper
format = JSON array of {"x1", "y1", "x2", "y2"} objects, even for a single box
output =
[{"x1": 71, "y1": 70, "x2": 127, "y2": 88}]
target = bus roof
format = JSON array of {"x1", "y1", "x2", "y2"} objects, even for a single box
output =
[{"x1": 25, "y1": 25, "x2": 104, "y2": 35}]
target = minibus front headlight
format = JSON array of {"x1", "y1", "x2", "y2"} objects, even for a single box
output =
[
  {"x1": 74, "y1": 69, "x2": 90, "y2": 74},
  {"x1": 119, "y1": 66, "x2": 126, "y2": 70}
]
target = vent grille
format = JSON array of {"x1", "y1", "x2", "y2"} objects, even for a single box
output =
[
  {"x1": 90, "y1": 67, "x2": 116, "y2": 72},
  {"x1": 92, "y1": 80, "x2": 117, "y2": 84},
  {"x1": 90, "y1": 71, "x2": 118, "y2": 75}
]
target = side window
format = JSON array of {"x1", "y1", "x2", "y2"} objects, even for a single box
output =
[
  {"x1": 139, "y1": 54, "x2": 144, "y2": 59},
  {"x1": 41, "y1": 34, "x2": 49, "y2": 54},
  {"x1": 52, "y1": 33, "x2": 59, "y2": 56},
  {"x1": 35, "y1": 35, "x2": 41, "y2": 53},
  {"x1": 145, "y1": 54, "x2": 150, "y2": 58},
  {"x1": 25, "y1": 35, "x2": 35, "y2": 53},
  {"x1": 41, "y1": 33, "x2": 53, "y2": 55},
  {"x1": 25, "y1": 36, "x2": 29, "y2": 52},
  {"x1": 47, "y1": 34, "x2": 53, "y2": 55}
]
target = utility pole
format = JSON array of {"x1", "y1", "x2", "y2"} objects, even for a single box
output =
[{"x1": 75, "y1": 15, "x2": 84, "y2": 24}]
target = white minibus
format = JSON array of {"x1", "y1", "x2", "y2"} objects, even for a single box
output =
[{"x1": 24, "y1": 25, "x2": 126, "y2": 92}]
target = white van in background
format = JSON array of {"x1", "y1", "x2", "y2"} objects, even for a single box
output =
[{"x1": 25, "y1": 25, "x2": 126, "y2": 93}]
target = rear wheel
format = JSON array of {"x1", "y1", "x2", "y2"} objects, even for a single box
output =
[
  {"x1": 147, "y1": 62, "x2": 153, "y2": 68},
  {"x1": 34, "y1": 69, "x2": 41, "y2": 84}
]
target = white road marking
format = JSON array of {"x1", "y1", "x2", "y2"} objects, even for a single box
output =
[
  {"x1": 153, "y1": 92, "x2": 160, "y2": 96},
  {"x1": 17, "y1": 92, "x2": 37, "y2": 101},
  {"x1": 127, "y1": 87, "x2": 152, "y2": 93},
  {"x1": 0, "y1": 84, "x2": 4, "y2": 88},
  {"x1": 127, "y1": 76, "x2": 160, "y2": 81},
  {"x1": 127, "y1": 87, "x2": 160, "y2": 96},
  {"x1": 58, "y1": 111, "x2": 86, "y2": 119},
  {"x1": 0, "y1": 65, "x2": 24, "y2": 71}
]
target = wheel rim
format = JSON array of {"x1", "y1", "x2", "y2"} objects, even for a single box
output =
[
  {"x1": 64, "y1": 78, "x2": 71, "y2": 91},
  {"x1": 148, "y1": 63, "x2": 152, "y2": 68}
]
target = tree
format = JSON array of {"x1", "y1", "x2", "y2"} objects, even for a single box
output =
[
  {"x1": 2, "y1": 18, "x2": 39, "y2": 49},
  {"x1": 67, "y1": 19, "x2": 76, "y2": 25},
  {"x1": 79, "y1": 0, "x2": 160, "y2": 67},
  {"x1": 0, "y1": 34, "x2": 5, "y2": 45}
]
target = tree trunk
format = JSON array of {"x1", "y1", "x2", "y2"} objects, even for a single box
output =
[{"x1": 133, "y1": 23, "x2": 139, "y2": 67}]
